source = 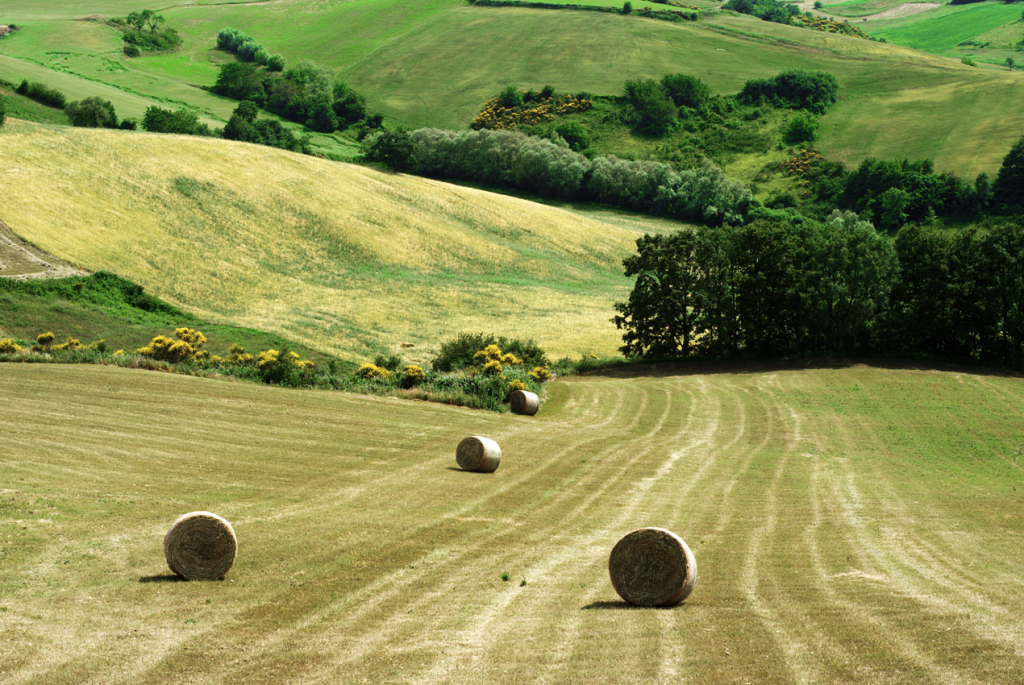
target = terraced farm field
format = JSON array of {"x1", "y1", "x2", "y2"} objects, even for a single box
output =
[{"x1": 1, "y1": 362, "x2": 1022, "y2": 683}]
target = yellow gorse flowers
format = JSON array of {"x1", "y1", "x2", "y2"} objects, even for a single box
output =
[{"x1": 472, "y1": 93, "x2": 593, "y2": 131}]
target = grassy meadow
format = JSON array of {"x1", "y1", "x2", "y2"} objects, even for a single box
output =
[
  {"x1": 1, "y1": 360, "x2": 1022, "y2": 682},
  {"x1": 2, "y1": 0, "x2": 1024, "y2": 175},
  {"x1": 0, "y1": 120, "x2": 680, "y2": 362}
]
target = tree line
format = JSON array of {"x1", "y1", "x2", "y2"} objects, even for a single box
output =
[
  {"x1": 213, "y1": 30, "x2": 380, "y2": 134},
  {"x1": 613, "y1": 216, "x2": 1024, "y2": 369}
]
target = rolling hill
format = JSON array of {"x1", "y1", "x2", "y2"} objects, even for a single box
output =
[
  {"x1": 2, "y1": 0, "x2": 1024, "y2": 175},
  {"x1": 0, "y1": 120, "x2": 687, "y2": 361}
]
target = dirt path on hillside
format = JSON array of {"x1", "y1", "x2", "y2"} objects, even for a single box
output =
[{"x1": 0, "y1": 219, "x2": 87, "y2": 279}]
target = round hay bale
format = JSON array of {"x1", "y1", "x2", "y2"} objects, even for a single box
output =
[
  {"x1": 456, "y1": 436, "x2": 502, "y2": 473},
  {"x1": 608, "y1": 527, "x2": 697, "y2": 607},
  {"x1": 509, "y1": 389, "x2": 539, "y2": 416},
  {"x1": 164, "y1": 511, "x2": 237, "y2": 581}
]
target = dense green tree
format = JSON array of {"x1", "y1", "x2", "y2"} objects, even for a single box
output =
[
  {"x1": 368, "y1": 129, "x2": 415, "y2": 171},
  {"x1": 142, "y1": 106, "x2": 203, "y2": 135},
  {"x1": 0, "y1": 96, "x2": 6, "y2": 129},
  {"x1": 660, "y1": 73, "x2": 710, "y2": 109},
  {"x1": 213, "y1": 62, "x2": 268, "y2": 105},
  {"x1": 555, "y1": 121, "x2": 590, "y2": 152},
  {"x1": 498, "y1": 85, "x2": 523, "y2": 108},
  {"x1": 65, "y1": 97, "x2": 118, "y2": 128},
  {"x1": 623, "y1": 79, "x2": 677, "y2": 136},
  {"x1": 613, "y1": 231, "x2": 704, "y2": 356},
  {"x1": 785, "y1": 112, "x2": 818, "y2": 144},
  {"x1": 993, "y1": 135, "x2": 1024, "y2": 212},
  {"x1": 622, "y1": 1, "x2": 633, "y2": 13},
  {"x1": 305, "y1": 100, "x2": 338, "y2": 133},
  {"x1": 737, "y1": 70, "x2": 838, "y2": 114},
  {"x1": 266, "y1": 54, "x2": 286, "y2": 72}
]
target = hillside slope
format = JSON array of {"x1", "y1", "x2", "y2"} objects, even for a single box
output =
[
  {"x1": 0, "y1": 121, "x2": 669, "y2": 361},
  {"x1": 2, "y1": 362, "x2": 1022, "y2": 682},
  {"x1": 3, "y1": 0, "x2": 1024, "y2": 174}
]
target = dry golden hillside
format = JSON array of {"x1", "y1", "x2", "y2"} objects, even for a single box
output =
[{"x1": 0, "y1": 121, "x2": 679, "y2": 360}]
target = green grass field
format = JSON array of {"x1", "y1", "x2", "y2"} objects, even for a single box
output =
[
  {"x1": 0, "y1": 121, "x2": 685, "y2": 362},
  {"x1": 4, "y1": 0, "x2": 1024, "y2": 175},
  {"x1": 2, "y1": 360, "x2": 1022, "y2": 682},
  {"x1": 868, "y1": 2, "x2": 1024, "y2": 53}
]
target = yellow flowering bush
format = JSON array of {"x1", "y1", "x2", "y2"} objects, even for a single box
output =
[
  {"x1": 355, "y1": 363, "x2": 393, "y2": 380},
  {"x1": 474, "y1": 344, "x2": 503, "y2": 363},
  {"x1": 529, "y1": 366, "x2": 550, "y2": 382},
  {"x1": 507, "y1": 379, "x2": 527, "y2": 394},
  {"x1": 36, "y1": 332, "x2": 55, "y2": 347},
  {"x1": 472, "y1": 93, "x2": 593, "y2": 130},
  {"x1": 0, "y1": 338, "x2": 23, "y2": 354},
  {"x1": 113, "y1": 349, "x2": 125, "y2": 356},
  {"x1": 482, "y1": 359, "x2": 503, "y2": 375},
  {"x1": 229, "y1": 343, "x2": 255, "y2": 365},
  {"x1": 257, "y1": 349, "x2": 280, "y2": 369},
  {"x1": 138, "y1": 328, "x2": 207, "y2": 363},
  {"x1": 402, "y1": 364, "x2": 426, "y2": 388},
  {"x1": 500, "y1": 352, "x2": 522, "y2": 366},
  {"x1": 54, "y1": 337, "x2": 83, "y2": 352}
]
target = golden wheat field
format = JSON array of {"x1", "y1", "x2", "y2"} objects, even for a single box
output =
[
  {"x1": 1, "y1": 362, "x2": 1022, "y2": 683},
  {"x1": 0, "y1": 120, "x2": 676, "y2": 361}
]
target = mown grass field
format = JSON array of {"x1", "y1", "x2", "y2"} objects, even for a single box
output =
[
  {"x1": 0, "y1": 121, "x2": 680, "y2": 362},
  {"x1": 1, "y1": 361, "x2": 1022, "y2": 683},
  {"x1": 867, "y1": 2, "x2": 1023, "y2": 53},
  {"x1": 3, "y1": 0, "x2": 1024, "y2": 174}
]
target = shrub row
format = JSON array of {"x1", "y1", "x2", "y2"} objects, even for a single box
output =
[
  {"x1": 217, "y1": 27, "x2": 285, "y2": 71},
  {"x1": 0, "y1": 328, "x2": 550, "y2": 412},
  {"x1": 15, "y1": 80, "x2": 66, "y2": 109},
  {"x1": 404, "y1": 127, "x2": 754, "y2": 225}
]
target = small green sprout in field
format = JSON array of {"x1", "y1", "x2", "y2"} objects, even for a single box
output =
[
  {"x1": 184, "y1": 618, "x2": 197, "y2": 624},
  {"x1": 500, "y1": 572, "x2": 511, "y2": 582},
  {"x1": 520, "y1": 578, "x2": 527, "y2": 587}
]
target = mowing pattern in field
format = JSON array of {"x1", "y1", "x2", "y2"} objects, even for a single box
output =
[
  {"x1": 1, "y1": 362, "x2": 1022, "y2": 683},
  {"x1": 0, "y1": 121, "x2": 667, "y2": 361}
]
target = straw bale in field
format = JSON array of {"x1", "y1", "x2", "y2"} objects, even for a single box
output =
[
  {"x1": 608, "y1": 527, "x2": 696, "y2": 606},
  {"x1": 164, "y1": 511, "x2": 237, "y2": 581},
  {"x1": 456, "y1": 436, "x2": 502, "y2": 473},
  {"x1": 510, "y1": 389, "x2": 539, "y2": 415}
]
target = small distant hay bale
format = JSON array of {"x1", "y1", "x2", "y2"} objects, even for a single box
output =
[
  {"x1": 509, "y1": 389, "x2": 539, "y2": 416},
  {"x1": 608, "y1": 527, "x2": 697, "y2": 607},
  {"x1": 456, "y1": 436, "x2": 502, "y2": 473},
  {"x1": 164, "y1": 511, "x2": 237, "y2": 581}
]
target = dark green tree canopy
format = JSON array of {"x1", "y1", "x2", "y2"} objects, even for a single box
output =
[
  {"x1": 737, "y1": 70, "x2": 839, "y2": 114},
  {"x1": 993, "y1": 135, "x2": 1024, "y2": 212},
  {"x1": 660, "y1": 73, "x2": 711, "y2": 110},
  {"x1": 65, "y1": 97, "x2": 119, "y2": 128}
]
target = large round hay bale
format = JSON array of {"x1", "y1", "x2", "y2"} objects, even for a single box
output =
[
  {"x1": 164, "y1": 511, "x2": 237, "y2": 581},
  {"x1": 456, "y1": 436, "x2": 502, "y2": 473},
  {"x1": 510, "y1": 390, "x2": 539, "y2": 416},
  {"x1": 608, "y1": 527, "x2": 697, "y2": 607}
]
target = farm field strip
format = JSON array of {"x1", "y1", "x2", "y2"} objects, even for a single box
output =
[{"x1": 1, "y1": 362, "x2": 1022, "y2": 683}]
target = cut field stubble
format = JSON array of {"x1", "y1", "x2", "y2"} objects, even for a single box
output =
[{"x1": 1, "y1": 362, "x2": 1022, "y2": 683}]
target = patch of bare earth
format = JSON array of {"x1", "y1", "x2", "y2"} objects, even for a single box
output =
[{"x1": 0, "y1": 219, "x2": 87, "y2": 280}]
